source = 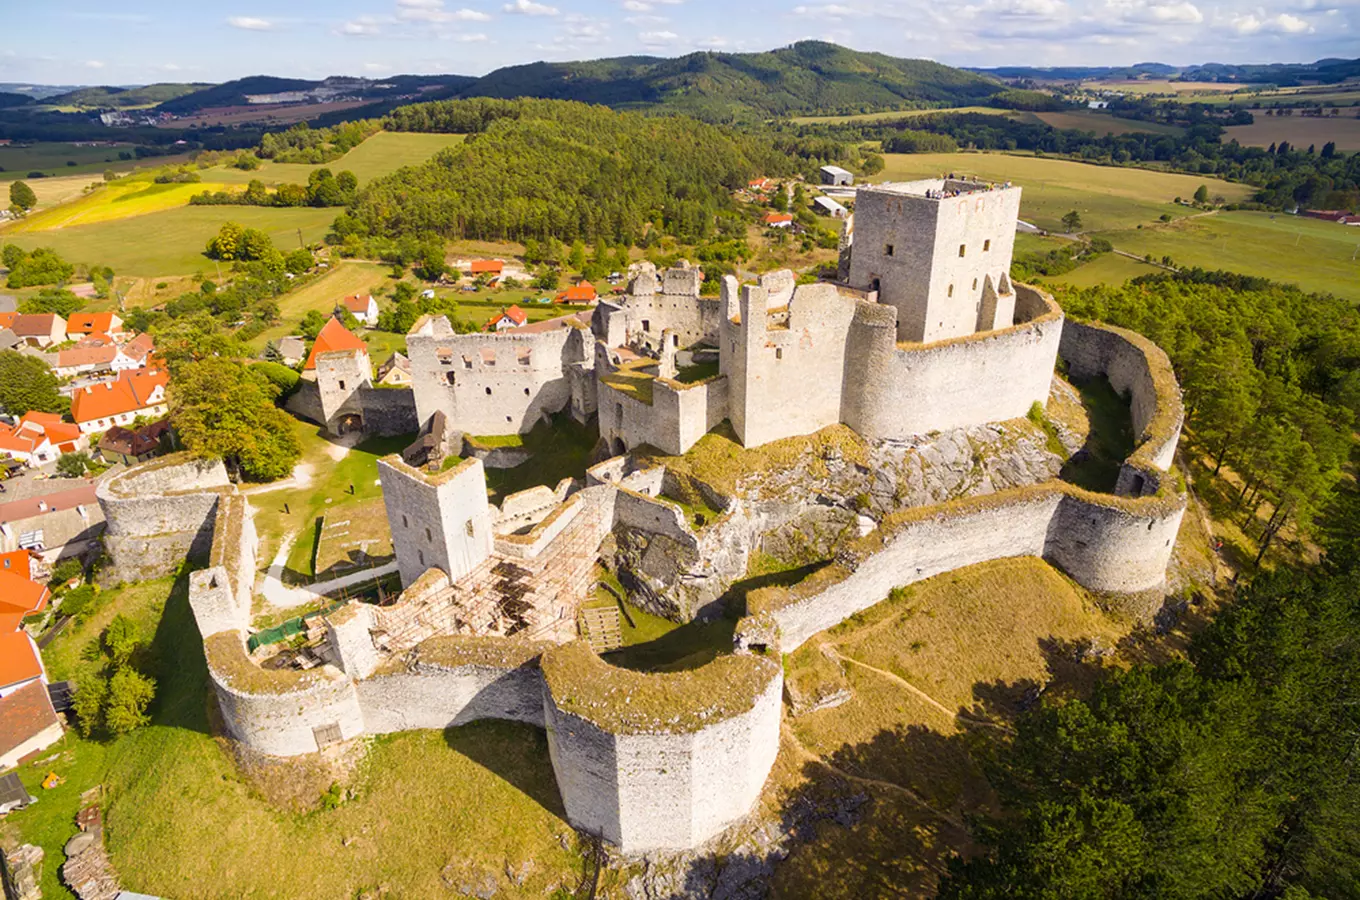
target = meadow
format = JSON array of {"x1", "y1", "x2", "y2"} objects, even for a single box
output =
[
  {"x1": 874, "y1": 151, "x2": 1253, "y2": 232},
  {"x1": 1044, "y1": 250, "x2": 1163, "y2": 289},
  {"x1": 1224, "y1": 113, "x2": 1360, "y2": 151},
  {"x1": 1027, "y1": 109, "x2": 1183, "y2": 136},
  {"x1": 244, "y1": 261, "x2": 395, "y2": 349},
  {"x1": 2, "y1": 179, "x2": 236, "y2": 233},
  {"x1": 790, "y1": 107, "x2": 1011, "y2": 125},
  {"x1": 206, "y1": 131, "x2": 467, "y2": 187},
  {"x1": 1100, "y1": 210, "x2": 1360, "y2": 301},
  {"x1": 0, "y1": 206, "x2": 335, "y2": 276}
]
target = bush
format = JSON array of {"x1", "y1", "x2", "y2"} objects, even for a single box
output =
[
  {"x1": 104, "y1": 668, "x2": 155, "y2": 735},
  {"x1": 49, "y1": 558, "x2": 84, "y2": 585},
  {"x1": 251, "y1": 360, "x2": 301, "y2": 397},
  {"x1": 56, "y1": 451, "x2": 92, "y2": 478},
  {"x1": 58, "y1": 584, "x2": 97, "y2": 619}
]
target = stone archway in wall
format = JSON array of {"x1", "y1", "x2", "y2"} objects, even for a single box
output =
[
  {"x1": 609, "y1": 437, "x2": 627, "y2": 458},
  {"x1": 338, "y1": 413, "x2": 365, "y2": 435}
]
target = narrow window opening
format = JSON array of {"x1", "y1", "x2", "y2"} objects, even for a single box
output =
[
  {"x1": 884, "y1": 244, "x2": 894, "y2": 257},
  {"x1": 972, "y1": 278, "x2": 978, "y2": 290},
  {"x1": 338, "y1": 380, "x2": 346, "y2": 391},
  {"x1": 465, "y1": 520, "x2": 475, "y2": 537},
  {"x1": 983, "y1": 239, "x2": 991, "y2": 251},
  {"x1": 446, "y1": 372, "x2": 456, "y2": 385},
  {"x1": 485, "y1": 386, "x2": 492, "y2": 395},
  {"x1": 425, "y1": 527, "x2": 432, "y2": 542},
  {"x1": 958, "y1": 244, "x2": 966, "y2": 257},
  {"x1": 775, "y1": 348, "x2": 783, "y2": 360},
  {"x1": 418, "y1": 549, "x2": 424, "y2": 566},
  {"x1": 947, "y1": 284, "x2": 954, "y2": 298},
  {"x1": 524, "y1": 387, "x2": 530, "y2": 396},
  {"x1": 642, "y1": 319, "x2": 650, "y2": 332},
  {"x1": 402, "y1": 514, "x2": 408, "y2": 528}
]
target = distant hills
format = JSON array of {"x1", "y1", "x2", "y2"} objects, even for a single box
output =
[
  {"x1": 971, "y1": 57, "x2": 1360, "y2": 86},
  {"x1": 46, "y1": 83, "x2": 211, "y2": 110}
]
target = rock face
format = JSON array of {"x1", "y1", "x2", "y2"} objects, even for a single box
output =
[{"x1": 612, "y1": 417, "x2": 1064, "y2": 622}]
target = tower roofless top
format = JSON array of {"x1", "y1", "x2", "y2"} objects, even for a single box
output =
[{"x1": 863, "y1": 178, "x2": 1017, "y2": 201}]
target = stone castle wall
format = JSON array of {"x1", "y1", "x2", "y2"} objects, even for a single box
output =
[
  {"x1": 407, "y1": 315, "x2": 582, "y2": 436},
  {"x1": 285, "y1": 379, "x2": 418, "y2": 437},
  {"x1": 847, "y1": 284, "x2": 1063, "y2": 440},
  {"x1": 598, "y1": 375, "x2": 729, "y2": 456},
  {"x1": 378, "y1": 456, "x2": 494, "y2": 588},
  {"x1": 96, "y1": 454, "x2": 231, "y2": 582}
]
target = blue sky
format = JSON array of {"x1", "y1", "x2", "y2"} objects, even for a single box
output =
[{"x1": 3, "y1": 0, "x2": 1357, "y2": 84}]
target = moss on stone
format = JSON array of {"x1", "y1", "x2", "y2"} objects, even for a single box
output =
[
  {"x1": 382, "y1": 453, "x2": 479, "y2": 487},
  {"x1": 541, "y1": 641, "x2": 780, "y2": 734},
  {"x1": 414, "y1": 634, "x2": 552, "y2": 670},
  {"x1": 204, "y1": 632, "x2": 329, "y2": 695}
]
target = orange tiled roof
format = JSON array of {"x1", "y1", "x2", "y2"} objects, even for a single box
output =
[
  {"x1": 340, "y1": 294, "x2": 373, "y2": 313},
  {"x1": 10, "y1": 314, "x2": 62, "y2": 337},
  {"x1": 763, "y1": 212, "x2": 794, "y2": 225},
  {"x1": 303, "y1": 317, "x2": 368, "y2": 370},
  {"x1": 0, "y1": 550, "x2": 38, "y2": 581},
  {"x1": 70, "y1": 368, "x2": 168, "y2": 424},
  {"x1": 494, "y1": 305, "x2": 528, "y2": 327},
  {"x1": 555, "y1": 282, "x2": 598, "y2": 303},
  {"x1": 56, "y1": 346, "x2": 117, "y2": 370},
  {"x1": 469, "y1": 259, "x2": 504, "y2": 274},
  {"x1": 67, "y1": 312, "x2": 119, "y2": 334},
  {"x1": 0, "y1": 313, "x2": 14, "y2": 330},
  {"x1": 121, "y1": 333, "x2": 154, "y2": 362}
]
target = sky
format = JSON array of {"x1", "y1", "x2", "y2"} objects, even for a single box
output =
[{"x1": 2, "y1": 0, "x2": 1357, "y2": 85}]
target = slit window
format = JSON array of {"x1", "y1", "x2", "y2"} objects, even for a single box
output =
[
  {"x1": 972, "y1": 278, "x2": 978, "y2": 290},
  {"x1": 338, "y1": 380, "x2": 346, "y2": 391},
  {"x1": 775, "y1": 348, "x2": 783, "y2": 360},
  {"x1": 983, "y1": 239, "x2": 991, "y2": 251},
  {"x1": 425, "y1": 527, "x2": 433, "y2": 542},
  {"x1": 958, "y1": 244, "x2": 966, "y2": 257},
  {"x1": 485, "y1": 387, "x2": 492, "y2": 395},
  {"x1": 446, "y1": 372, "x2": 456, "y2": 385},
  {"x1": 948, "y1": 284, "x2": 954, "y2": 297},
  {"x1": 465, "y1": 520, "x2": 475, "y2": 537},
  {"x1": 884, "y1": 244, "x2": 894, "y2": 257}
]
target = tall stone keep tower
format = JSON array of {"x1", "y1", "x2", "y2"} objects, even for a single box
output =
[
  {"x1": 848, "y1": 180, "x2": 1021, "y2": 343},
  {"x1": 377, "y1": 456, "x2": 493, "y2": 588}
]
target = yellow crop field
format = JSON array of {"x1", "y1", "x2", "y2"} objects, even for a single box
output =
[
  {"x1": 1225, "y1": 113, "x2": 1360, "y2": 151},
  {"x1": 3, "y1": 179, "x2": 234, "y2": 233}
]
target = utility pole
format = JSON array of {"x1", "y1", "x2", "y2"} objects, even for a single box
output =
[{"x1": 297, "y1": 228, "x2": 304, "y2": 249}]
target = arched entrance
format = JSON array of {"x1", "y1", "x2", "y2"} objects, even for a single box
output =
[{"x1": 338, "y1": 414, "x2": 364, "y2": 435}]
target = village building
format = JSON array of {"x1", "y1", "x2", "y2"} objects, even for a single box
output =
[
  {"x1": 0, "y1": 329, "x2": 19, "y2": 352},
  {"x1": 377, "y1": 352, "x2": 413, "y2": 386},
  {"x1": 763, "y1": 212, "x2": 794, "y2": 228},
  {"x1": 53, "y1": 345, "x2": 118, "y2": 379},
  {"x1": 487, "y1": 305, "x2": 528, "y2": 332},
  {"x1": 813, "y1": 196, "x2": 848, "y2": 218},
  {"x1": 747, "y1": 177, "x2": 772, "y2": 193},
  {"x1": 276, "y1": 336, "x2": 307, "y2": 368},
  {"x1": 7, "y1": 314, "x2": 66, "y2": 348},
  {"x1": 0, "y1": 566, "x2": 49, "y2": 697},
  {"x1": 468, "y1": 259, "x2": 505, "y2": 278},
  {"x1": 70, "y1": 368, "x2": 170, "y2": 435},
  {"x1": 0, "y1": 483, "x2": 105, "y2": 562},
  {"x1": 98, "y1": 420, "x2": 172, "y2": 466},
  {"x1": 114, "y1": 333, "x2": 155, "y2": 371},
  {"x1": 0, "y1": 682, "x2": 63, "y2": 771},
  {"x1": 556, "y1": 282, "x2": 598, "y2": 304},
  {"x1": 338, "y1": 294, "x2": 379, "y2": 326},
  {"x1": 819, "y1": 164, "x2": 853, "y2": 186},
  {"x1": 66, "y1": 312, "x2": 125, "y2": 338},
  {"x1": 0, "y1": 412, "x2": 88, "y2": 467}
]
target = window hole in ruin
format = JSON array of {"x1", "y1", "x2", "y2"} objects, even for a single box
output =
[
  {"x1": 984, "y1": 239, "x2": 991, "y2": 251},
  {"x1": 959, "y1": 244, "x2": 966, "y2": 257},
  {"x1": 884, "y1": 244, "x2": 894, "y2": 257}
]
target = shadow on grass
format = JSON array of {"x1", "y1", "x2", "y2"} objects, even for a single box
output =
[
  {"x1": 442, "y1": 721, "x2": 568, "y2": 821},
  {"x1": 146, "y1": 565, "x2": 213, "y2": 735},
  {"x1": 1059, "y1": 375, "x2": 1135, "y2": 493},
  {"x1": 482, "y1": 414, "x2": 599, "y2": 505}
]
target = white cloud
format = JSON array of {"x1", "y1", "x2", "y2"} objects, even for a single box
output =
[
  {"x1": 226, "y1": 15, "x2": 274, "y2": 30},
  {"x1": 639, "y1": 29, "x2": 678, "y2": 43},
  {"x1": 340, "y1": 16, "x2": 386, "y2": 34},
  {"x1": 454, "y1": 31, "x2": 491, "y2": 40},
  {"x1": 1228, "y1": 10, "x2": 1314, "y2": 33},
  {"x1": 398, "y1": 0, "x2": 494, "y2": 23},
  {"x1": 1115, "y1": 0, "x2": 1203, "y2": 24},
  {"x1": 792, "y1": 4, "x2": 856, "y2": 19},
  {"x1": 504, "y1": 0, "x2": 559, "y2": 14},
  {"x1": 85, "y1": 59, "x2": 106, "y2": 69},
  {"x1": 623, "y1": 0, "x2": 653, "y2": 9},
  {"x1": 1274, "y1": 12, "x2": 1313, "y2": 32},
  {"x1": 696, "y1": 35, "x2": 729, "y2": 47}
]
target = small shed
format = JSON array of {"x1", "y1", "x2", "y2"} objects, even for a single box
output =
[
  {"x1": 820, "y1": 165, "x2": 853, "y2": 186},
  {"x1": 813, "y1": 196, "x2": 848, "y2": 218}
]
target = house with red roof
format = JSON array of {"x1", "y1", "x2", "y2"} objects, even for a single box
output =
[
  {"x1": 748, "y1": 178, "x2": 772, "y2": 193},
  {"x1": 554, "y1": 281, "x2": 598, "y2": 304},
  {"x1": 114, "y1": 332, "x2": 155, "y2": 371},
  {"x1": 337, "y1": 294, "x2": 379, "y2": 326},
  {"x1": 0, "y1": 681, "x2": 62, "y2": 771},
  {"x1": 70, "y1": 367, "x2": 169, "y2": 435},
  {"x1": 468, "y1": 259, "x2": 504, "y2": 277},
  {"x1": 9, "y1": 314, "x2": 66, "y2": 348},
  {"x1": 53, "y1": 345, "x2": 118, "y2": 379},
  {"x1": 66, "y1": 312, "x2": 125, "y2": 338},
  {"x1": 303, "y1": 317, "x2": 370, "y2": 373},
  {"x1": 0, "y1": 562, "x2": 60, "y2": 769},
  {"x1": 0, "y1": 412, "x2": 88, "y2": 466},
  {"x1": 486, "y1": 305, "x2": 528, "y2": 332},
  {"x1": 763, "y1": 212, "x2": 794, "y2": 228}
]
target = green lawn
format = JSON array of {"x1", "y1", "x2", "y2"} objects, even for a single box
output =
[
  {"x1": 482, "y1": 415, "x2": 599, "y2": 505},
  {"x1": 0, "y1": 143, "x2": 194, "y2": 179},
  {"x1": 246, "y1": 261, "x2": 395, "y2": 350},
  {"x1": 874, "y1": 152, "x2": 1253, "y2": 233},
  {"x1": 1043, "y1": 251, "x2": 1163, "y2": 289},
  {"x1": 0, "y1": 205, "x2": 336, "y2": 276},
  {"x1": 3, "y1": 575, "x2": 588, "y2": 900},
  {"x1": 1099, "y1": 210, "x2": 1360, "y2": 301},
  {"x1": 1059, "y1": 376, "x2": 1135, "y2": 493},
  {"x1": 206, "y1": 132, "x2": 466, "y2": 187}
]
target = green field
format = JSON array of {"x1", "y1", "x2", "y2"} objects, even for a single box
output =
[
  {"x1": 1043, "y1": 251, "x2": 1164, "y2": 288},
  {"x1": 1027, "y1": 109, "x2": 1184, "y2": 136},
  {"x1": 207, "y1": 132, "x2": 467, "y2": 187},
  {"x1": 0, "y1": 143, "x2": 194, "y2": 179},
  {"x1": 246, "y1": 262, "x2": 395, "y2": 349},
  {"x1": 875, "y1": 152, "x2": 1254, "y2": 232},
  {"x1": 1100, "y1": 210, "x2": 1360, "y2": 301},
  {"x1": 4, "y1": 179, "x2": 236, "y2": 233},
  {"x1": 0, "y1": 206, "x2": 335, "y2": 276}
]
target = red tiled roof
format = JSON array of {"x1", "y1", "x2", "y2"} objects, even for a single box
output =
[
  {"x1": 122, "y1": 333, "x2": 154, "y2": 360},
  {"x1": 555, "y1": 282, "x2": 598, "y2": 304},
  {"x1": 0, "y1": 313, "x2": 14, "y2": 330},
  {"x1": 56, "y1": 346, "x2": 117, "y2": 370},
  {"x1": 0, "y1": 571, "x2": 48, "y2": 621},
  {"x1": 10, "y1": 314, "x2": 62, "y2": 337},
  {"x1": 98, "y1": 420, "x2": 170, "y2": 457},
  {"x1": 70, "y1": 368, "x2": 168, "y2": 424},
  {"x1": 303, "y1": 317, "x2": 368, "y2": 370},
  {"x1": 340, "y1": 294, "x2": 373, "y2": 313},
  {"x1": 0, "y1": 484, "x2": 98, "y2": 524},
  {"x1": 469, "y1": 259, "x2": 504, "y2": 274},
  {"x1": 76, "y1": 333, "x2": 116, "y2": 348},
  {"x1": 0, "y1": 550, "x2": 38, "y2": 580},
  {"x1": 488, "y1": 305, "x2": 528, "y2": 328},
  {"x1": 67, "y1": 312, "x2": 119, "y2": 334},
  {"x1": 763, "y1": 212, "x2": 794, "y2": 225},
  {"x1": 0, "y1": 680, "x2": 59, "y2": 758}
]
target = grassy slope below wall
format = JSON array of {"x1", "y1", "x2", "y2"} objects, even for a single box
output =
[{"x1": 0, "y1": 575, "x2": 591, "y2": 900}]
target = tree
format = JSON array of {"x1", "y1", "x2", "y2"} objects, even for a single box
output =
[
  {"x1": 102, "y1": 615, "x2": 140, "y2": 669},
  {"x1": 1, "y1": 243, "x2": 23, "y2": 270},
  {"x1": 71, "y1": 677, "x2": 107, "y2": 738},
  {"x1": 56, "y1": 452, "x2": 92, "y2": 478},
  {"x1": 104, "y1": 668, "x2": 155, "y2": 735},
  {"x1": 568, "y1": 240, "x2": 587, "y2": 271},
  {"x1": 205, "y1": 222, "x2": 244, "y2": 261},
  {"x1": 284, "y1": 248, "x2": 314, "y2": 274},
  {"x1": 299, "y1": 310, "x2": 328, "y2": 340},
  {"x1": 1061, "y1": 210, "x2": 1083, "y2": 232},
  {"x1": 9, "y1": 180, "x2": 36, "y2": 212},
  {"x1": 1193, "y1": 184, "x2": 1210, "y2": 204},
  {"x1": 0, "y1": 351, "x2": 66, "y2": 416},
  {"x1": 169, "y1": 358, "x2": 302, "y2": 481},
  {"x1": 6, "y1": 247, "x2": 74, "y2": 288}
]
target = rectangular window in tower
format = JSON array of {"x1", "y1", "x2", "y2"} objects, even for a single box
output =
[
  {"x1": 775, "y1": 348, "x2": 783, "y2": 360},
  {"x1": 958, "y1": 244, "x2": 966, "y2": 257},
  {"x1": 884, "y1": 244, "x2": 894, "y2": 257},
  {"x1": 948, "y1": 284, "x2": 954, "y2": 297},
  {"x1": 338, "y1": 380, "x2": 346, "y2": 391},
  {"x1": 983, "y1": 239, "x2": 991, "y2": 251}
]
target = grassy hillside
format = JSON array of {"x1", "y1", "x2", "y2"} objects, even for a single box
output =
[
  {"x1": 44, "y1": 83, "x2": 211, "y2": 110},
  {"x1": 207, "y1": 131, "x2": 466, "y2": 187},
  {"x1": 458, "y1": 41, "x2": 1004, "y2": 121},
  {"x1": 3, "y1": 179, "x2": 236, "y2": 232}
]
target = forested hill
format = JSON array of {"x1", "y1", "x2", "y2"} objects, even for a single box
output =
[
  {"x1": 45, "y1": 83, "x2": 210, "y2": 110},
  {"x1": 335, "y1": 98, "x2": 794, "y2": 247},
  {"x1": 451, "y1": 42, "x2": 1004, "y2": 122}
]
